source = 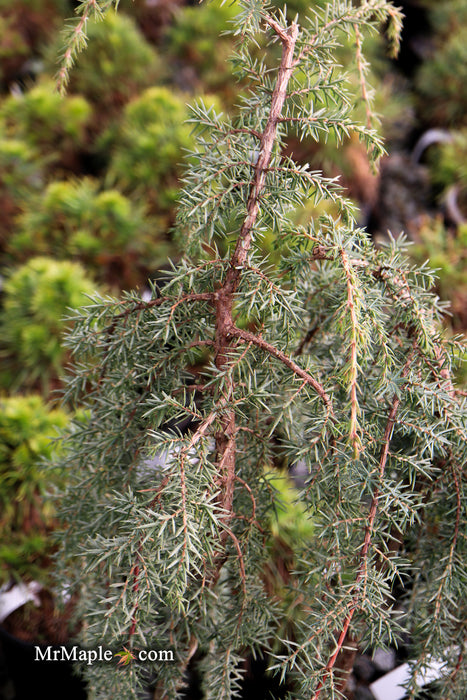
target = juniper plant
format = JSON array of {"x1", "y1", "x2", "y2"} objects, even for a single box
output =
[{"x1": 53, "y1": 1, "x2": 466, "y2": 698}]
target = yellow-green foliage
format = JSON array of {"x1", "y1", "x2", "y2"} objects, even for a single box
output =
[
  {"x1": 267, "y1": 471, "x2": 315, "y2": 546},
  {"x1": 53, "y1": 11, "x2": 165, "y2": 115},
  {"x1": 11, "y1": 178, "x2": 172, "y2": 285},
  {"x1": 105, "y1": 87, "x2": 195, "y2": 210},
  {"x1": 0, "y1": 80, "x2": 92, "y2": 163},
  {"x1": 0, "y1": 394, "x2": 68, "y2": 583},
  {"x1": 0, "y1": 257, "x2": 97, "y2": 391}
]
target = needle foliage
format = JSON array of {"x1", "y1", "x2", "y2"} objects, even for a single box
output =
[{"x1": 53, "y1": 1, "x2": 466, "y2": 698}]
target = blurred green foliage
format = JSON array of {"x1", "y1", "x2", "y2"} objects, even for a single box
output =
[
  {"x1": 0, "y1": 16, "x2": 29, "y2": 81},
  {"x1": 0, "y1": 257, "x2": 97, "y2": 391},
  {"x1": 11, "y1": 178, "x2": 171, "y2": 286},
  {"x1": 0, "y1": 136, "x2": 43, "y2": 251},
  {"x1": 165, "y1": 0, "x2": 238, "y2": 96},
  {"x1": 428, "y1": 130, "x2": 467, "y2": 207},
  {"x1": 0, "y1": 394, "x2": 68, "y2": 584},
  {"x1": 421, "y1": 0, "x2": 467, "y2": 34},
  {"x1": 415, "y1": 28, "x2": 467, "y2": 127},
  {"x1": 50, "y1": 11, "x2": 165, "y2": 119},
  {"x1": 0, "y1": 0, "x2": 69, "y2": 89},
  {"x1": 0, "y1": 79, "x2": 92, "y2": 169},
  {"x1": 411, "y1": 217, "x2": 467, "y2": 333},
  {"x1": 104, "y1": 86, "x2": 196, "y2": 211}
]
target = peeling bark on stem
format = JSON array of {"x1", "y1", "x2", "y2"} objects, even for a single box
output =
[
  {"x1": 212, "y1": 18, "x2": 299, "y2": 538},
  {"x1": 223, "y1": 18, "x2": 299, "y2": 296}
]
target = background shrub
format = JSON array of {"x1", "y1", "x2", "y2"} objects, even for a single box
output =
[
  {"x1": 165, "y1": 0, "x2": 238, "y2": 96},
  {"x1": 0, "y1": 256, "x2": 97, "y2": 391},
  {"x1": 10, "y1": 179, "x2": 171, "y2": 286},
  {"x1": 0, "y1": 394, "x2": 68, "y2": 584},
  {"x1": 0, "y1": 136, "x2": 43, "y2": 255},
  {"x1": 0, "y1": 79, "x2": 92, "y2": 171},
  {"x1": 415, "y1": 28, "x2": 467, "y2": 127},
  {"x1": 104, "y1": 86, "x2": 195, "y2": 213},
  {"x1": 50, "y1": 11, "x2": 165, "y2": 119},
  {"x1": 0, "y1": 0, "x2": 68, "y2": 90}
]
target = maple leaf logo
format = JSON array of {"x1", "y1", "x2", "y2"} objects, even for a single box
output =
[{"x1": 115, "y1": 647, "x2": 136, "y2": 666}]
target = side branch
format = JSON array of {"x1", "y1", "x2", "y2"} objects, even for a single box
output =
[
  {"x1": 125, "y1": 475, "x2": 170, "y2": 644},
  {"x1": 115, "y1": 292, "x2": 214, "y2": 320},
  {"x1": 228, "y1": 325, "x2": 334, "y2": 416},
  {"x1": 56, "y1": 0, "x2": 95, "y2": 93},
  {"x1": 310, "y1": 338, "x2": 414, "y2": 699},
  {"x1": 262, "y1": 13, "x2": 295, "y2": 43},
  {"x1": 310, "y1": 391, "x2": 401, "y2": 699},
  {"x1": 102, "y1": 292, "x2": 214, "y2": 334},
  {"x1": 340, "y1": 248, "x2": 362, "y2": 457}
]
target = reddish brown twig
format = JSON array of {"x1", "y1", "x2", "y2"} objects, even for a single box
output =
[
  {"x1": 211, "y1": 18, "x2": 300, "y2": 570},
  {"x1": 228, "y1": 324, "x2": 334, "y2": 416},
  {"x1": 310, "y1": 391, "x2": 401, "y2": 698},
  {"x1": 310, "y1": 345, "x2": 416, "y2": 697}
]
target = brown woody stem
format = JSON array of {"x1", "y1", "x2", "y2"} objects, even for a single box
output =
[{"x1": 211, "y1": 16, "x2": 299, "y2": 555}]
